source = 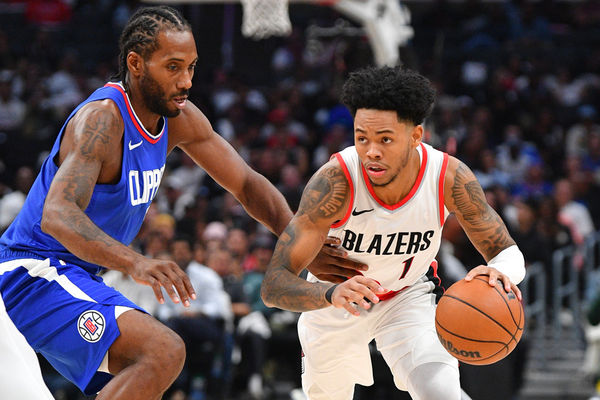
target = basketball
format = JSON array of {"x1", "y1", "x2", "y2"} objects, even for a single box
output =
[{"x1": 435, "y1": 275, "x2": 524, "y2": 365}]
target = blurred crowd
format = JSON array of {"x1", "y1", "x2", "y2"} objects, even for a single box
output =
[{"x1": 0, "y1": 0, "x2": 600, "y2": 399}]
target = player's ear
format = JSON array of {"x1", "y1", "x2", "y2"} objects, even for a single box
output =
[
  {"x1": 126, "y1": 51, "x2": 144, "y2": 78},
  {"x1": 411, "y1": 125, "x2": 423, "y2": 147}
]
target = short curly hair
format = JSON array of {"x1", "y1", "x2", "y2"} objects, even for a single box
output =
[{"x1": 341, "y1": 66, "x2": 436, "y2": 126}]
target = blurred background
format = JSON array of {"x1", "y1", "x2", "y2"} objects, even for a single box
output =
[{"x1": 0, "y1": 0, "x2": 599, "y2": 399}]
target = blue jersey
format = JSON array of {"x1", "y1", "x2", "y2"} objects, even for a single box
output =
[{"x1": 0, "y1": 82, "x2": 168, "y2": 274}]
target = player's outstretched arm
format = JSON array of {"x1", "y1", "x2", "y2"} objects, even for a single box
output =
[
  {"x1": 171, "y1": 103, "x2": 368, "y2": 279},
  {"x1": 42, "y1": 101, "x2": 195, "y2": 306},
  {"x1": 443, "y1": 156, "x2": 524, "y2": 298},
  {"x1": 170, "y1": 102, "x2": 293, "y2": 236},
  {"x1": 260, "y1": 161, "x2": 382, "y2": 314}
]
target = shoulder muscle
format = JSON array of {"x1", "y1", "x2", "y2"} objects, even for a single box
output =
[
  {"x1": 60, "y1": 99, "x2": 124, "y2": 166},
  {"x1": 296, "y1": 159, "x2": 350, "y2": 227}
]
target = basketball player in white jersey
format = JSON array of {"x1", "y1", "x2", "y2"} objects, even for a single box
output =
[{"x1": 261, "y1": 66, "x2": 526, "y2": 400}]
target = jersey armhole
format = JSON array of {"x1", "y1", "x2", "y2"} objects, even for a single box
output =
[
  {"x1": 330, "y1": 152, "x2": 354, "y2": 229},
  {"x1": 438, "y1": 152, "x2": 449, "y2": 228}
]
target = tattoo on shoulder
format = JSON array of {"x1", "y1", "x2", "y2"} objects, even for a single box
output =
[
  {"x1": 78, "y1": 110, "x2": 116, "y2": 158},
  {"x1": 451, "y1": 162, "x2": 514, "y2": 257},
  {"x1": 297, "y1": 166, "x2": 349, "y2": 223}
]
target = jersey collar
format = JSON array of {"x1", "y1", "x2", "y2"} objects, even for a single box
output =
[{"x1": 104, "y1": 82, "x2": 165, "y2": 144}]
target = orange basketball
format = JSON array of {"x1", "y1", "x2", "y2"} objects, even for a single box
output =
[{"x1": 434, "y1": 275, "x2": 525, "y2": 365}]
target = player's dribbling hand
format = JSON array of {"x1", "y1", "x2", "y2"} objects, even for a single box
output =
[
  {"x1": 330, "y1": 276, "x2": 385, "y2": 316},
  {"x1": 130, "y1": 258, "x2": 197, "y2": 306},
  {"x1": 307, "y1": 236, "x2": 369, "y2": 283},
  {"x1": 464, "y1": 265, "x2": 522, "y2": 301}
]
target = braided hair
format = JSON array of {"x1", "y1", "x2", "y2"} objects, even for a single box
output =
[{"x1": 111, "y1": 5, "x2": 191, "y2": 89}]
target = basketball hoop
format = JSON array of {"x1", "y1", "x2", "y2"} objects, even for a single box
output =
[
  {"x1": 240, "y1": 0, "x2": 292, "y2": 39},
  {"x1": 142, "y1": 0, "x2": 413, "y2": 64}
]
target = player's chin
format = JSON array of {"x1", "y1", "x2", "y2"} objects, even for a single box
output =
[{"x1": 164, "y1": 107, "x2": 182, "y2": 118}]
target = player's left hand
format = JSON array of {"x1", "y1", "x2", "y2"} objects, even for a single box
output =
[
  {"x1": 306, "y1": 236, "x2": 368, "y2": 283},
  {"x1": 464, "y1": 265, "x2": 522, "y2": 301}
]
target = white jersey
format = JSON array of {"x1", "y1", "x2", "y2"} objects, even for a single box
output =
[{"x1": 307, "y1": 142, "x2": 449, "y2": 294}]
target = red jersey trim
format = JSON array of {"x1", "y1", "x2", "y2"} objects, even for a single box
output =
[
  {"x1": 361, "y1": 142, "x2": 428, "y2": 210},
  {"x1": 104, "y1": 82, "x2": 164, "y2": 144},
  {"x1": 330, "y1": 152, "x2": 354, "y2": 229},
  {"x1": 438, "y1": 152, "x2": 449, "y2": 227}
]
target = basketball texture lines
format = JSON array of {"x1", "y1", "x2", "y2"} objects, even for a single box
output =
[{"x1": 435, "y1": 275, "x2": 524, "y2": 365}]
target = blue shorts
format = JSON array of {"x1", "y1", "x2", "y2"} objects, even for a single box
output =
[{"x1": 0, "y1": 253, "x2": 145, "y2": 395}]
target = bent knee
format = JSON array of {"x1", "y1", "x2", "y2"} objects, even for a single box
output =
[
  {"x1": 406, "y1": 362, "x2": 460, "y2": 400},
  {"x1": 154, "y1": 326, "x2": 186, "y2": 372},
  {"x1": 109, "y1": 311, "x2": 186, "y2": 376}
]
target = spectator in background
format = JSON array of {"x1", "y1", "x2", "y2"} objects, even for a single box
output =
[
  {"x1": 0, "y1": 166, "x2": 34, "y2": 232},
  {"x1": 226, "y1": 227, "x2": 254, "y2": 272},
  {"x1": 206, "y1": 247, "x2": 253, "y2": 396},
  {"x1": 102, "y1": 268, "x2": 161, "y2": 318},
  {"x1": 496, "y1": 125, "x2": 542, "y2": 187},
  {"x1": 473, "y1": 149, "x2": 511, "y2": 190},
  {"x1": 536, "y1": 196, "x2": 574, "y2": 260},
  {"x1": 25, "y1": 0, "x2": 72, "y2": 29},
  {"x1": 566, "y1": 105, "x2": 600, "y2": 158},
  {"x1": 158, "y1": 236, "x2": 232, "y2": 398},
  {"x1": 238, "y1": 235, "x2": 276, "y2": 399},
  {"x1": 583, "y1": 131, "x2": 600, "y2": 182},
  {"x1": 42, "y1": 52, "x2": 83, "y2": 122},
  {"x1": 0, "y1": 70, "x2": 26, "y2": 132},
  {"x1": 312, "y1": 124, "x2": 352, "y2": 170},
  {"x1": 202, "y1": 221, "x2": 229, "y2": 252},
  {"x1": 511, "y1": 162, "x2": 553, "y2": 200},
  {"x1": 554, "y1": 179, "x2": 595, "y2": 245},
  {"x1": 277, "y1": 164, "x2": 304, "y2": 212},
  {"x1": 508, "y1": 198, "x2": 546, "y2": 265}
]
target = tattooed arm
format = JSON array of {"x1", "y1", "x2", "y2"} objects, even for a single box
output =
[
  {"x1": 41, "y1": 101, "x2": 195, "y2": 306},
  {"x1": 444, "y1": 156, "x2": 522, "y2": 297},
  {"x1": 261, "y1": 160, "x2": 382, "y2": 315}
]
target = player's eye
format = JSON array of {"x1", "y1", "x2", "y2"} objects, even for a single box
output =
[
  {"x1": 382, "y1": 137, "x2": 392, "y2": 144},
  {"x1": 168, "y1": 64, "x2": 178, "y2": 71}
]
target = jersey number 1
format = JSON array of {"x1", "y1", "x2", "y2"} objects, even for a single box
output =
[{"x1": 399, "y1": 256, "x2": 414, "y2": 280}]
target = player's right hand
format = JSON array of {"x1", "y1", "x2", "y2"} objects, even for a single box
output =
[
  {"x1": 330, "y1": 276, "x2": 384, "y2": 316},
  {"x1": 130, "y1": 258, "x2": 197, "y2": 307}
]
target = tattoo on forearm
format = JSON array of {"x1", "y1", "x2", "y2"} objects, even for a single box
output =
[
  {"x1": 297, "y1": 166, "x2": 349, "y2": 222},
  {"x1": 262, "y1": 223, "x2": 330, "y2": 311},
  {"x1": 62, "y1": 210, "x2": 116, "y2": 247},
  {"x1": 451, "y1": 162, "x2": 514, "y2": 258}
]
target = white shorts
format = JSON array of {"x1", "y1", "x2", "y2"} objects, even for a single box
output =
[
  {"x1": 0, "y1": 293, "x2": 55, "y2": 400},
  {"x1": 298, "y1": 277, "x2": 458, "y2": 400}
]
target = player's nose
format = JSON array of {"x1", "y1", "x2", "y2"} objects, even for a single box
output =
[
  {"x1": 178, "y1": 70, "x2": 193, "y2": 90},
  {"x1": 366, "y1": 144, "x2": 382, "y2": 158}
]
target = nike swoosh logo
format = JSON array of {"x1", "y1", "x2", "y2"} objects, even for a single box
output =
[
  {"x1": 128, "y1": 140, "x2": 143, "y2": 151},
  {"x1": 352, "y1": 208, "x2": 374, "y2": 216}
]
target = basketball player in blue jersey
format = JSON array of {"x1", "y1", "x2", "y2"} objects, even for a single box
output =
[
  {"x1": 261, "y1": 66, "x2": 527, "y2": 400},
  {"x1": 0, "y1": 6, "x2": 364, "y2": 400}
]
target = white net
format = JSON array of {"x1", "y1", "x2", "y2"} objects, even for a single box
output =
[
  {"x1": 333, "y1": 0, "x2": 413, "y2": 66},
  {"x1": 240, "y1": 0, "x2": 292, "y2": 40}
]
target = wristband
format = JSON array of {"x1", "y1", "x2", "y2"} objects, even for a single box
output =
[
  {"x1": 325, "y1": 284, "x2": 338, "y2": 304},
  {"x1": 487, "y1": 245, "x2": 526, "y2": 284}
]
